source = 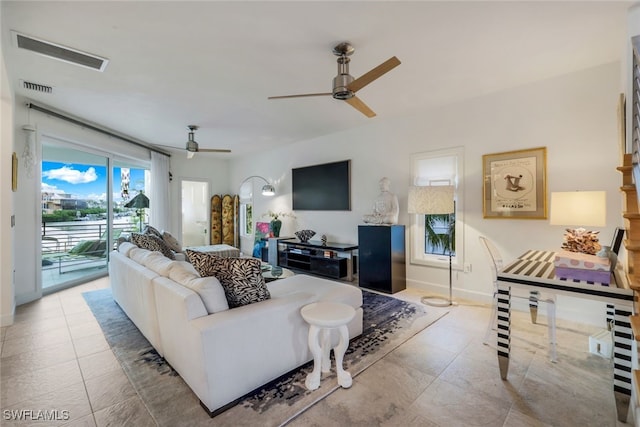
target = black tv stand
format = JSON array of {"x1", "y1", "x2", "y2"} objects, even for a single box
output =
[{"x1": 278, "y1": 240, "x2": 358, "y2": 281}]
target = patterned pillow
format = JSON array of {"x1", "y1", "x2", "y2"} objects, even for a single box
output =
[
  {"x1": 131, "y1": 232, "x2": 175, "y2": 260},
  {"x1": 162, "y1": 231, "x2": 182, "y2": 253},
  {"x1": 143, "y1": 225, "x2": 163, "y2": 239},
  {"x1": 186, "y1": 250, "x2": 270, "y2": 308}
]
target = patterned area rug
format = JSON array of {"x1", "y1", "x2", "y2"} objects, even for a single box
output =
[{"x1": 83, "y1": 288, "x2": 448, "y2": 426}]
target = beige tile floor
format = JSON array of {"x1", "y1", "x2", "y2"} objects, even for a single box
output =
[{"x1": 0, "y1": 278, "x2": 630, "y2": 426}]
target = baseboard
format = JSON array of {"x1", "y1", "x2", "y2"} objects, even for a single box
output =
[{"x1": 0, "y1": 308, "x2": 15, "y2": 327}]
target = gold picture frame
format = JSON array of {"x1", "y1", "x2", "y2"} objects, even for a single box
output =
[
  {"x1": 482, "y1": 147, "x2": 547, "y2": 219},
  {"x1": 11, "y1": 152, "x2": 17, "y2": 192}
]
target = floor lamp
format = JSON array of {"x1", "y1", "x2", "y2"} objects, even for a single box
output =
[
  {"x1": 408, "y1": 185, "x2": 456, "y2": 307},
  {"x1": 124, "y1": 191, "x2": 150, "y2": 231}
]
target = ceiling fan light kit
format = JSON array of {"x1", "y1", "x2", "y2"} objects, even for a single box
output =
[{"x1": 268, "y1": 42, "x2": 401, "y2": 118}]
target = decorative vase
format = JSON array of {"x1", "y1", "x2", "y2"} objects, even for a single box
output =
[{"x1": 270, "y1": 219, "x2": 282, "y2": 237}]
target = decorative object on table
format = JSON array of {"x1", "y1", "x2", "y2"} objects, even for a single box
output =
[
  {"x1": 408, "y1": 184, "x2": 455, "y2": 306},
  {"x1": 362, "y1": 177, "x2": 399, "y2": 224},
  {"x1": 549, "y1": 191, "x2": 606, "y2": 255},
  {"x1": 321, "y1": 234, "x2": 327, "y2": 246},
  {"x1": 262, "y1": 211, "x2": 295, "y2": 238},
  {"x1": 253, "y1": 222, "x2": 270, "y2": 258},
  {"x1": 295, "y1": 229, "x2": 316, "y2": 243},
  {"x1": 553, "y1": 250, "x2": 612, "y2": 284},
  {"x1": 482, "y1": 147, "x2": 547, "y2": 219},
  {"x1": 124, "y1": 191, "x2": 150, "y2": 231}
]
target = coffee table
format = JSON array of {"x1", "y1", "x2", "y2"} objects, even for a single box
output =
[{"x1": 261, "y1": 264, "x2": 294, "y2": 282}]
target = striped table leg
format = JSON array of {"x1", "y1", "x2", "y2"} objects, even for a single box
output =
[
  {"x1": 613, "y1": 306, "x2": 632, "y2": 423},
  {"x1": 529, "y1": 290, "x2": 539, "y2": 324},
  {"x1": 606, "y1": 304, "x2": 615, "y2": 330},
  {"x1": 497, "y1": 284, "x2": 511, "y2": 380}
]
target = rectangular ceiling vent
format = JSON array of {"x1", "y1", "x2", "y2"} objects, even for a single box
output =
[
  {"x1": 11, "y1": 31, "x2": 109, "y2": 72},
  {"x1": 21, "y1": 80, "x2": 53, "y2": 94}
]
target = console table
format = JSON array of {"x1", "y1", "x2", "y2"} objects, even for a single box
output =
[
  {"x1": 279, "y1": 240, "x2": 358, "y2": 281},
  {"x1": 497, "y1": 249, "x2": 634, "y2": 422}
]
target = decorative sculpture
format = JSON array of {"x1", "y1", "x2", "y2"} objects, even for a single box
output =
[
  {"x1": 363, "y1": 177, "x2": 399, "y2": 225},
  {"x1": 295, "y1": 229, "x2": 316, "y2": 243}
]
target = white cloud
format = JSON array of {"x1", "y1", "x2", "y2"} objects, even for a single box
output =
[{"x1": 42, "y1": 166, "x2": 98, "y2": 184}]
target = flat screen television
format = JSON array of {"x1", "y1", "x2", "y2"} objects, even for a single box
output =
[{"x1": 292, "y1": 160, "x2": 351, "y2": 211}]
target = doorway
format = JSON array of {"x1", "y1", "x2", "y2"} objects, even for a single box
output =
[{"x1": 181, "y1": 180, "x2": 209, "y2": 247}]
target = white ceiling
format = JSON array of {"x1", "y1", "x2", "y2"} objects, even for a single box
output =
[{"x1": 1, "y1": 1, "x2": 631, "y2": 158}]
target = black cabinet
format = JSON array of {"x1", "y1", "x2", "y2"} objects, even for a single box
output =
[
  {"x1": 358, "y1": 225, "x2": 406, "y2": 294},
  {"x1": 278, "y1": 240, "x2": 356, "y2": 280}
]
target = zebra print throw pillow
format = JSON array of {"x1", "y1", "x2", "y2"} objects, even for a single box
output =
[
  {"x1": 131, "y1": 232, "x2": 176, "y2": 260},
  {"x1": 186, "y1": 250, "x2": 270, "y2": 308}
]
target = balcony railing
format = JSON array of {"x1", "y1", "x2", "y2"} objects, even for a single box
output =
[{"x1": 41, "y1": 220, "x2": 141, "y2": 255}]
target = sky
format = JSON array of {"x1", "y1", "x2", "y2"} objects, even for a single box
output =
[{"x1": 41, "y1": 161, "x2": 146, "y2": 202}]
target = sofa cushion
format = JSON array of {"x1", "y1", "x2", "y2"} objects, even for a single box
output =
[
  {"x1": 118, "y1": 241, "x2": 137, "y2": 257},
  {"x1": 142, "y1": 252, "x2": 176, "y2": 276},
  {"x1": 169, "y1": 261, "x2": 200, "y2": 284},
  {"x1": 167, "y1": 261, "x2": 227, "y2": 313},
  {"x1": 186, "y1": 250, "x2": 270, "y2": 308},
  {"x1": 162, "y1": 231, "x2": 183, "y2": 253},
  {"x1": 130, "y1": 247, "x2": 153, "y2": 264},
  {"x1": 131, "y1": 232, "x2": 175, "y2": 260}
]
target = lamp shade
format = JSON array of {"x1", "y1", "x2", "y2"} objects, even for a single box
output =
[
  {"x1": 124, "y1": 192, "x2": 150, "y2": 209},
  {"x1": 408, "y1": 185, "x2": 455, "y2": 215},
  {"x1": 240, "y1": 175, "x2": 275, "y2": 197},
  {"x1": 549, "y1": 191, "x2": 606, "y2": 227}
]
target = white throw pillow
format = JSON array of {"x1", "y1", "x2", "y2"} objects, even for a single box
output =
[
  {"x1": 142, "y1": 252, "x2": 176, "y2": 277},
  {"x1": 183, "y1": 276, "x2": 229, "y2": 313},
  {"x1": 118, "y1": 241, "x2": 136, "y2": 257},
  {"x1": 130, "y1": 247, "x2": 152, "y2": 264},
  {"x1": 169, "y1": 261, "x2": 200, "y2": 285},
  {"x1": 162, "y1": 231, "x2": 183, "y2": 253}
]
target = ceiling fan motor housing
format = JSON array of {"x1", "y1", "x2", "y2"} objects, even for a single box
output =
[
  {"x1": 186, "y1": 140, "x2": 198, "y2": 152},
  {"x1": 333, "y1": 55, "x2": 354, "y2": 100}
]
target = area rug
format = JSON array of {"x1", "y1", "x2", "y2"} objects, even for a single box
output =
[{"x1": 83, "y1": 288, "x2": 448, "y2": 426}]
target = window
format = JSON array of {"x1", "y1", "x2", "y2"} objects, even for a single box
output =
[
  {"x1": 239, "y1": 181, "x2": 253, "y2": 237},
  {"x1": 410, "y1": 147, "x2": 464, "y2": 269}
]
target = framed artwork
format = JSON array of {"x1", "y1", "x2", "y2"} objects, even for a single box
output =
[
  {"x1": 11, "y1": 152, "x2": 17, "y2": 192},
  {"x1": 482, "y1": 147, "x2": 547, "y2": 219}
]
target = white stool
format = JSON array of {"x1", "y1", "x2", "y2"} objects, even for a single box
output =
[{"x1": 300, "y1": 302, "x2": 356, "y2": 391}]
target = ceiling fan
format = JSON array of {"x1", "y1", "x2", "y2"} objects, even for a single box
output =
[
  {"x1": 183, "y1": 125, "x2": 230, "y2": 158},
  {"x1": 268, "y1": 42, "x2": 401, "y2": 118}
]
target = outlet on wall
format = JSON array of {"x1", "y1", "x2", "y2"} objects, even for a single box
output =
[{"x1": 464, "y1": 263, "x2": 472, "y2": 273}]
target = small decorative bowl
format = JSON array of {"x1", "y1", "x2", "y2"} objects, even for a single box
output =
[{"x1": 295, "y1": 229, "x2": 316, "y2": 243}]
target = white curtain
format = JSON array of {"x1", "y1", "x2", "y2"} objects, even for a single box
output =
[{"x1": 149, "y1": 151, "x2": 171, "y2": 232}]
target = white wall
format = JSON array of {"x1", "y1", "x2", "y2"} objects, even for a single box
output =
[
  {"x1": 1, "y1": 39, "x2": 16, "y2": 326},
  {"x1": 230, "y1": 62, "x2": 623, "y2": 326}
]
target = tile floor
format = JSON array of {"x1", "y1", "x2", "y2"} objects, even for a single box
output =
[{"x1": 0, "y1": 278, "x2": 630, "y2": 426}]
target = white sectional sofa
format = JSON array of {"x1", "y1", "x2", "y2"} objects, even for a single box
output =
[{"x1": 108, "y1": 242, "x2": 363, "y2": 416}]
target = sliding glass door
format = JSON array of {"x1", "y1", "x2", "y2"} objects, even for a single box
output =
[
  {"x1": 41, "y1": 142, "x2": 110, "y2": 291},
  {"x1": 41, "y1": 140, "x2": 150, "y2": 292}
]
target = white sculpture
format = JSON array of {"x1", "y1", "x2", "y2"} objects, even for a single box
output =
[{"x1": 363, "y1": 177, "x2": 399, "y2": 225}]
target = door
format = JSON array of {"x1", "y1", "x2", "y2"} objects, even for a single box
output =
[{"x1": 181, "y1": 180, "x2": 209, "y2": 247}]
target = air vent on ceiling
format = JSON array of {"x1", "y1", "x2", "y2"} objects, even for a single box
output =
[
  {"x1": 21, "y1": 80, "x2": 53, "y2": 94},
  {"x1": 11, "y1": 31, "x2": 109, "y2": 72}
]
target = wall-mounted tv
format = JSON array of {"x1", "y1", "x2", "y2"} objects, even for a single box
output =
[{"x1": 292, "y1": 160, "x2": 351, "y2": 211}]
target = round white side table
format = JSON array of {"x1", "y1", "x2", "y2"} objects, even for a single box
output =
[{"x1": 300, "y1": 302, "x2": 356, "y2": 391}]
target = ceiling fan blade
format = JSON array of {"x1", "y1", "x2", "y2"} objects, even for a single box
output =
[
  {"x1": 348, "y1": 56, "x2": 401, "y2": 93},
  {"x1": 198, "y1": 148, "x2": 232, "y2": 153},
  {"x1": 345, "y1": 96, "x2": 376, "y2": 118},
  {"x1": 268, "y1": 92, "x2": 332, "y2": 100}
]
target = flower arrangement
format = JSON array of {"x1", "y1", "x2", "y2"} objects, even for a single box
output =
[{"x1": 262, "y1": 210, "x2": 296, "y2": 221}]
